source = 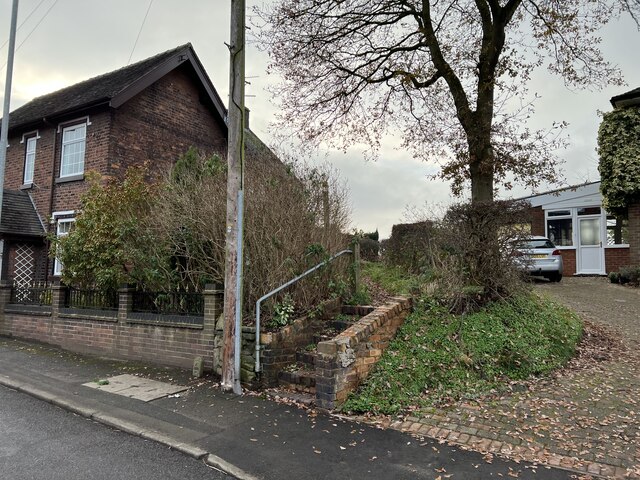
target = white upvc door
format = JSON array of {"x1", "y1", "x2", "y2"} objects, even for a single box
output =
[{"x1": 577, "y1": 216, "x2": 605, "y2": 274}]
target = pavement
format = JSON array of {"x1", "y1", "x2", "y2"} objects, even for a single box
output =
[
  {"x1": 0, "y1": 337, "x2": 572, "y2": 480},
  {"x1": 387, "y1": 278, "x2": 640, "y2": 479}
]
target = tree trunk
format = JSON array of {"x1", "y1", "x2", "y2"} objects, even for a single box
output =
[{"x1": 468, "y1": 135, "x2": 495, "y2": 203}]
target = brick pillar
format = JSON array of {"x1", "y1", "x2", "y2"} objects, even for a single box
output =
[
  {"x1": 0, "y1": 280, "x2": 12, "y2": 336},
  {"x1": 629, "y1": 203, "x2": 640, "y2": 267},
  {"x1": 204, "y1": 283, "x2": 224, "y2": 375},
  {"x1": 118, "y1": 284, "x2": 135, "y2": 322},
  {"x1": 203, "y1": 284, "x2": 224, "y2": 330},
  {"x1": 50, "y1": 280, "x2": 66, "y2": 317}
]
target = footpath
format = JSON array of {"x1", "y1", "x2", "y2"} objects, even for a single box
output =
[{"x1": 0, "y1": 337, "x2": 571, "y2": 480}]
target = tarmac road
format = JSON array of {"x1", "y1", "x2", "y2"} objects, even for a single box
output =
[{"x1": 0, "y1": 385, "x2": 228, "y2": 480}]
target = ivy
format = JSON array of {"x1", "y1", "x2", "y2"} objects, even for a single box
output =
[{"x1": 597, "y1": 106, "x2": 640, "y2": 216}]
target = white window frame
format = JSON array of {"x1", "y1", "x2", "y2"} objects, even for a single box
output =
[
  {"x1": 23, "y1": 136, "x2": 37, "y2": 184},
  {"x1": 60, "y1": 123, "x2": 87, "y2": 178},
  {"x1": 53, "y1": 218, "x2": 75, "y2": 276},
  {"x1": 545, "y1": 209, "x2": 574, "y2": 248}
]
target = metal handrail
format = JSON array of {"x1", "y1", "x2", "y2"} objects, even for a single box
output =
[{"x1": 254, "y1": 249, "x2": 352, "y2": 373}]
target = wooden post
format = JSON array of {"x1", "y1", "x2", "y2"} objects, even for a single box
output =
[{"x1": 222, "y1": 0, "x2": 246, "y2": 394}]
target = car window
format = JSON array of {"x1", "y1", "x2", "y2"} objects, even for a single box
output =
[{"x1": 517, "y1": 239, "x2": 556, "y2": 249}]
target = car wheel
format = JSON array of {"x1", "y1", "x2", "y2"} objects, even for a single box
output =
[{"x1": 549, "y1": 272, "x2": 562, "y2": 283}]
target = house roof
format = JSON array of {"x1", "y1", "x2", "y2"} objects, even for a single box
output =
[
  {"x1": 2, "y1": 43, "x2": 227, "y2": 133},
  {"x1": 0, "y1": 190, "x2": 46, "y2": 237},
  {"x1": 610, "y1": 87, "x2": 640, "y2": 108},
  {"x1": 517, "y1": 181, "x2": 602, "y2": 209}
]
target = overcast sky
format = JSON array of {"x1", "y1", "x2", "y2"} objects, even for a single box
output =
[{"x1": 1, "y1": 0, "x2": 639, "y2": 238}]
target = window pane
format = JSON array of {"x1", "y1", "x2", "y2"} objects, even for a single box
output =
[
  {"x1": 24, "y1": 137, "x2": 36, "y2": 184},
  {"x1": 547, "y1": 210, "x2": 571, "y2": 217},
  {"x1": 580, "y1": 218, "x2": 600, "y2": 246},
  {"x1": 578, "y1": 207, "x2": 601, "y2": 216},
  {"x1": 61, "y1": 124, "x2": 86, "y2": 177},
  {"x1": 606, "y1": 215, "x2": 629, "y2": 245},
  {"x1": 547, "y1": 218, "x2": 573, "y2": 246}
]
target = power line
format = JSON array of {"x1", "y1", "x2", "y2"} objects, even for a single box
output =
[
  {"x1": 127, "y1": 0, "x2": 154, "y2": 65},
  {"x1": 0, "y1": 0, "x2": 59, "y2": 72},
  {"x1": 0, "y1": 0, "x2": 48, "y2": 52}
]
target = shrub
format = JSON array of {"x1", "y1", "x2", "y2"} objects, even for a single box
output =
[
  {"x1": 358, "y1": 237, "x2": 380, "y2": 261},
  {"x1": 618, "y1": 266, "x2": 640, "y2": 285},
  {"x1": 609, "y1": 271, "x2": 620, "y2": 284},
  {"x1": 151, "y1": 147, "x2": 351, "y2": 316}
]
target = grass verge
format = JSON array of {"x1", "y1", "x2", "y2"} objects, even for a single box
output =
[{"x1": 342, "y1": 292, "x2": 582, "y2": 415}]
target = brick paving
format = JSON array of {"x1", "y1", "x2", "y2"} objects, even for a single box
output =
[{"x1": 385, "y1": 278, "x2": 640, "y2": 479}]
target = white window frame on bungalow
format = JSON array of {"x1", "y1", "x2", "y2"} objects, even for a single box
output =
[
  {"x1": 59, "y1": 121, "x2": 88, "y2": 178},
  {"x1": 545, "y1": 209, "x2": 574, "y2": 247},
  {"x1": 20, "y1": 130, "x2": 40, "y2": 186},
  {"x1": 53, "y1": 218, "x2": 75, "y2": 276}
]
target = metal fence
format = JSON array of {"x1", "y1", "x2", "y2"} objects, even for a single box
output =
[
  {"x1": 131, "y1": 291, "x2": 204, "y2": 317},
  {"x1": 65, "y1": 287, "x2": 119, "y2": 311},
  {"x1": 10, "y1": 282, "x2": 52, "y2": 306}
]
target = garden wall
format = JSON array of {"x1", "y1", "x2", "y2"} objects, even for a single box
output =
[
  {"x1": 315, "y1": 297, "x2": 412, "y2": 410},
  {"x1": 257, "y1": 297, "x2": 342, "y2": 386},
  {"x1": 0, "y1": 282, "x2": 223, "y2": 371}
]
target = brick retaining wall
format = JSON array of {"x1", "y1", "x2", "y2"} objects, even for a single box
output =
[{"x1": 315, "y1": 297, "x2": 412, "y2": 410}]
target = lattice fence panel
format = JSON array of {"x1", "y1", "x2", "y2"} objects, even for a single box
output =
[{"x1": 14, "y1": 243, "x2": 35, "y2": 287}]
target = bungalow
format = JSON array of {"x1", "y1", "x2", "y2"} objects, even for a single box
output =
[
  {"x1": 522, "y1": 181, "x2": 629, "y2": 276},
  {"x1": 0, "y1": 44, "x2": 229, "y2": 285}
]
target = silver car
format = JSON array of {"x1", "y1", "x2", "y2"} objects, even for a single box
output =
[{"x1": 513, "y1": 236, "x2": 563, "y2": 282}]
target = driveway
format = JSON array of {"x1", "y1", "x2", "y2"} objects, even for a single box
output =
[{"x1": 389, "y1": 277, "x2": 640, "y2": 479}]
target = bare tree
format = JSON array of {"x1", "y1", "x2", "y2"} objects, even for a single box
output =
[{"x1": 256, "y1": 0, "x2": 640, "y2": 202}]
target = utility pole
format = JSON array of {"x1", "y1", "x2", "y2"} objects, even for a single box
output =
[
  {"x1": 222, "y1": 0, "x2": 246, "y2": 395},
  {"x1": 0, "y1": 0, "x2": 20, "y2": 280}
]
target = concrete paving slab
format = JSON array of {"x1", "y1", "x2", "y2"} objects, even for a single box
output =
[{"x1": 83, "y1": 374, "x2": 187, "y2": 402}]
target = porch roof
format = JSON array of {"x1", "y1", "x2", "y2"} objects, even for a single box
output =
[{"x1": 0, "y1": 190, "x2": 46, "y2": 237}]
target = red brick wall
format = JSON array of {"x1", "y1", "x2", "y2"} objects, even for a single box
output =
[
  {"x1": 605, "y1": 247, "x2": 631, "y2": 273},
  {"x1": 4, "y1": 312, "x2": 214, "y2": 370},
  {"x1": 559, "y1": 249, "x2": 576, "y2": 276},
  {"x1": 530, "y1": 206, "x2": 545, "y2": 236},
  {"x1": 315, "y1": 297, "x2": 412, "y2": 410},
  {"x1": 109, "y1": 66, "x2": 227, "y2": 180},
  {"x1": 5, "y1": 111, "x2": 113, "y2": 219}
]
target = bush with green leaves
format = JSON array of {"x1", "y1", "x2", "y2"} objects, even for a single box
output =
[
  {"x1": 50, "y1": 166, "x2": 162, "y2": 291},
  {"x1": 598, "y1": 106, "x2": 640, "y2": 216}
]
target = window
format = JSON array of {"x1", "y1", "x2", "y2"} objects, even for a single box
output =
[
  {"x1": 606, "y1": 215, "x2": 629, "y2": 246},
  {"x1": 23, "y1": 136, "x2": 36, "y2": 184},
  {"x1": 53, "y1": 219, "x2": 74, "y2": 276},
  {"x1": 60, "y1": 123, "x2": 86, "y2": 177},
  {"x1": 578, "y1": 206, "x2": 601, "y2": 216},
  {"x1": 546, "y1": 210, "x2": 573, "y2": 246}
]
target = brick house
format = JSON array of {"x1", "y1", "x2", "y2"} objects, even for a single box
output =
[{"x1": 0, "y1": 44, "x2": 229, "y2": 285}]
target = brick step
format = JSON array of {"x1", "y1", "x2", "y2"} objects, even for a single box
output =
[
  {"x1": 295, "y1": 350, "x2": 317, "y2": 366},
  {"x1": 278, "y1": 368, "x2": 316, "y2": 394},
  {"x1": 341, "y1": 305, "x2": 374, "y2": 316}
]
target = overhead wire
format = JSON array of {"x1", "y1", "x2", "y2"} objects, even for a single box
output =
[
  {"x1": 0, "y1": 0, "x2": 48, "y2": 52},
  {"x1": 0, "y1": 0, "x2": 59, "y2": 72},
  {"x1": 127, "y1": 0, "x2": 154, "y2": 65}
]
